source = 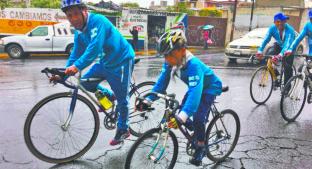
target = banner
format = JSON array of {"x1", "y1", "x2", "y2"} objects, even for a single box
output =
[
  {"x1": 0, "y1": 8, "x2": 67, "y2": 35},
  {"x1": 120, "y1": 9, "x2": 147, "y2": 40}
]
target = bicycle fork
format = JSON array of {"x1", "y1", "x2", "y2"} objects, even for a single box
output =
[
  {"x1": 147, "y1": 125, "x2": 170, "y2": 163},
  {"x1": 61, "y1": 88, "x2": 79, "y2": 131},
  {"x1": 289, "y1": 69, "x2": 306, "y2": 100}
]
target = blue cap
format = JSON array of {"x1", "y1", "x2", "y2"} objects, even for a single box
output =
[
  {"x1": 274, "y1": 12, "x2": 289, "y2": 22},
  {"x1": 309, "y1": 10, "x2": 312, "y2": 18}
]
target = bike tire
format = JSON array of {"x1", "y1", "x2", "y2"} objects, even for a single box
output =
[
  {"x1": 128, "y1": 81, "x2": 166, "y2": 137},
  {"x1": 280, "y1": 75, "x2": 307, "y2": 122},
  {"x1": 205, "y1": 109, "x2": 240, "y2": 162},
  {"x1": 250, "y1": 66, "x2": 274, "y2": 104},
  {"x1": 24, "y1": 92, "x2": 100, "y2": 163},
  {"x1": 125, "y1": 128, "x2": 178, "y2": 169}
]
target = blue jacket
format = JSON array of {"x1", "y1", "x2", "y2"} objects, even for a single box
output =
[
  {"x1": 289, "y1": 22, "x2": 312, "y2": 54},
  {"x1": 148, "y1": 55, "x2": 222, "y2": 116},
  {"x1": 66, "y1": 13, "x2": 135, "y2": 70},
  {"x1": 258, "y1": 23, "x2": 295, "y2": 56}
]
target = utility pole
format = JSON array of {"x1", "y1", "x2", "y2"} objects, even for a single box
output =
[
  {"x1": 230, "y1": 0, "x2": 238, "y2": 41},
  {"x1": 249, "y1": 0, "x2": 255, "y2": 31}
]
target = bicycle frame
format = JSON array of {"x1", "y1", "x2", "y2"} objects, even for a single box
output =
[{"x1": 144, "y1": 92, "x2": 231, "y2": 163}]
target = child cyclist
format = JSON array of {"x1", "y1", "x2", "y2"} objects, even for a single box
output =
[{"x1": 136, "y1": 29, "x2": 223, "y2": 166}]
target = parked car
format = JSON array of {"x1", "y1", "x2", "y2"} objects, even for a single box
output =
[
  {"x1": 225, "y1": 28, "x2": 306, "y2": 63},
  {"x1": 0, "y1": 22, "x2": 74, "y2": 59}
]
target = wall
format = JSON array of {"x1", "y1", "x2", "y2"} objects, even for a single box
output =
[{"x1": 256, "y1": 0, "x2": 304, "y2": 8}]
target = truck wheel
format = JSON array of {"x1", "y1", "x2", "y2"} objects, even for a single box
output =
[
  {"x1": 66, "y1": 44, "x2": 73, "y2": 55},
  {"x1": 7, "y1": 44, "x2": 25, "y2": 59}
]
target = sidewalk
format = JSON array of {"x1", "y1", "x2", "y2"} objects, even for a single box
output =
[{"x1": 0, "y1": 46, "x2": 225, "y2": 59}]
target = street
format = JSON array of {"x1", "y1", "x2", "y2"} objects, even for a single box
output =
[{"x1": 0, "y1": 53, "x2": 312, "y2": 169}]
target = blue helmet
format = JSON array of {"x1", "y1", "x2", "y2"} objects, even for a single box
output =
[
  {"x1": 61, "y1": 0, "x2": 86, "y2": 12},
  {"x1": 309, "y1": 10, "x2": 312, "y2": 19}
]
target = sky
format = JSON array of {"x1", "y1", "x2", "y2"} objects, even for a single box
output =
[{"x1": 86, "y1": 0, "x2": 174, "y2": 8}]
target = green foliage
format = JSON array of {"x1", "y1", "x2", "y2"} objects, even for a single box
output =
[
  {"x1": 31, "y1": 0, "x2": 60, "y2": 9},
  {"x1": 120, "y1": 2, "x2": 140, "y2": 8},
  {"x1": 90, "y1": 10, "x2": 121, "y2": 17},
  {"x1": 166, "y1": 2, "x2": 195, "y2": 16},
  {"x1": 0, "y1": 0, "x2": 14, "y2": 9},
  {"x1": 199, "y1": 7, "x2": 222, "y2": 17}
]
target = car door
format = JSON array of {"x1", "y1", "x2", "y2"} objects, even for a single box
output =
[{"x1": 25, "y1": 26, "x2": 52, "y2": 52}]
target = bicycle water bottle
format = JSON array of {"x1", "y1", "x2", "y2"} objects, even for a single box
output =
[{"x1": 95, "y1": 90, "x2": 115, "y2": 110}]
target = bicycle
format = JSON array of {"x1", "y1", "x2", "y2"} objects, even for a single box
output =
[
  {"x1": 23, "y1": 58, "x2": 165, "y2": 163},
  {"x1": 249, "y1": 55, "x2": 296, "y2": 105},
  {"x1": 125, "y1": 87, "x2": 240, "y2": 169},
  {"x1": 280, "y1": 54, "x2": 312, "y2": 122}
]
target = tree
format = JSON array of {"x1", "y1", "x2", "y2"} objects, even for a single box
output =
[
  {"x1": 0, "y1": 0, "x2": 13, "y2": 9},
  {"x1": 120, "y1": 2, "x2": 140, "y2": 8},
  {"x1": 198, "y1": 7, "x2": 222, "y2": 17},
  {"x1": 31, "y1": 0, "x2": 60, "y2": 9},
  {"x1": 166, "y1": 2, "x2": 195, "y2": 16}
]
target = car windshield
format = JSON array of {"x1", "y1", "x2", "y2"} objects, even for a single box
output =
[{"x1": 245, "y1": 29, "x2": 267, "y2": 39}]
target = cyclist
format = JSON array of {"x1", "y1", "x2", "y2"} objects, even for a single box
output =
[
  {"x1": 285, "y1": 10, "x2": 312, "y2": 57},
  {"x1": 256, "y1": 12, "x2": 295, "y2": 87},
  {"x1": 58, "y1": 0, "x2": 135, "y2": 146},
  {"x1": 136, "y1": 29, "x2": 222, "y2": 166}
]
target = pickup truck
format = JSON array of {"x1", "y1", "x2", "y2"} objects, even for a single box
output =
[{"x1": 0, "y1": 23, "x2": 74, "y2": 59}]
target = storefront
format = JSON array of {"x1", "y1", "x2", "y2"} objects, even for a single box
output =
[{"x1": 119, "y1": 9, "x2": 188, "y2": 50}]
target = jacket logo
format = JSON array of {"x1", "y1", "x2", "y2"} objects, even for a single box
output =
[{"x1": 91, "y1": 28, "x2": 98, "y2": 39}]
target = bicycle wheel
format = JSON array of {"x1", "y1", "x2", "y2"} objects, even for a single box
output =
[
  {"x1": 129, "y1": 81, "x2": 167, "y2": 137},
  {"x1": 250, "y1": 66, "x2": 273, "y2": 104},
  {"x1": 24, "y1": 92, "x2": 100, "y2": 163},
  {"x1": 125, "y1": 128, "x2": 178, "y2": 169},
  {"x1": 280, "y1": 75, "x2": 307, "y2": 122},
  {"x1": 206, "y1": 109, "x2": 240, "y2": 162}
]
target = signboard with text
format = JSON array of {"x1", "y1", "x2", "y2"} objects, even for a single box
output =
[{"x1": 0, "y1": 8, "x2": 67, "y2": 35}]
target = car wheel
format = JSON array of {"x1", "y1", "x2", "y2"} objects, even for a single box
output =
[
  {"x1": 66, "y1": 44, "x2": 73, "y2": 55},
  {"x1": 229, "y1": 58, "x2": 237, "y2": 63},
  {"x1": 296, "y1": 45, "x2": 303, "y2": 55},
  {"x1": 7, "y1": 44, "x2": 25, "y2": 59}
]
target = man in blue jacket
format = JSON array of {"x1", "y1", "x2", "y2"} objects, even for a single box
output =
[
  {"x1": 285, "y1": 10, "x2": 312, "y2": 57},
  {"x1": 61, "y1": 0, "x2": 135, "y2": 145},
  {"x1": 137, "y1": 29, "x2": 222, "y2": 166},
  {"x1": 256, "y1": 12, "x2": 295, "y2": 86}
]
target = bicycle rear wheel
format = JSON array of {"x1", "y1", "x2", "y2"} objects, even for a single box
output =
[
  {"x1": 205, "y1": 109, "x2": 240, "y2": 162},
  {"x1": 250, "y1": 66, "x2": 273, "y2": 104},
  {"x1": 129, "y1": 81, "x2": 167, "y2": 137},
  {"x1": 125, "y1": 128, "x2": 178, "y2": 169},
  {"x1": 24, "y1": 92, "x2": 99, "y2": 163},
  {"x1": 280, "y1": 75, "x2": 307, "y2": 122}
]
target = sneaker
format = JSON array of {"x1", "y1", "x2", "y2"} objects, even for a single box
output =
[
  {"x1": 274, "y1": 68, "x2": 280, "y2": 76},
  {"x1": 189, "y1": 144, "x2": 206, "y2": 166},
  {"x1": 273, "y1": 80, "x2": 280, "y2": 90},
  {"x1": 109, "y1": 129, "x2": 130, "y2": 146},
  {"x1": 308, "y1": 92, "x2": 312, "y2": 104}
]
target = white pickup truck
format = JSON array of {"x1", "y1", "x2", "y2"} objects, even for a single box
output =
[{"x1": 0, "y1": 23, "x2": 74, "y2": 59}]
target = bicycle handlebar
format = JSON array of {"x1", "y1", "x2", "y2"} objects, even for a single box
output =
[
  {"x1": 41, "y1": 67, "x2": 76, "y2": 89},
  {"x1": 142, "y1": 92, "x2": 180, "y2": 113}
]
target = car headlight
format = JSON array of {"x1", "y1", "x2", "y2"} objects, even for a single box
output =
[{"x1": 250, "y1": 45, "x2": 258, "y2": 50}]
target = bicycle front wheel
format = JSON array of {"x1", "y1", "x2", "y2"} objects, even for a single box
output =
[
  {"x1": 125, "y1": 128, "x2": 178, "y2": 169},
  {"x1": 280, "y1": 75, "x2": 307, "y2": 122},
  {"x1": 24, "y1": 92, "x2": 100, "y2": 163},
  {"x1": 129, "y1": 81, "x2": 167, "y2": 137},
  {"x1": 206, "y1": 109, "x2": 240, "y2": 162},
  {"x1": 250, "y1": 66, "x2": 274, "y2": 104}
]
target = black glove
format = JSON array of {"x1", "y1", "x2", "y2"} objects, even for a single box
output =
[{"x1": 135, "y1": 98, "x2": 154, "y2": 111}]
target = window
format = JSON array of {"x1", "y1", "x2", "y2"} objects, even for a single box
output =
[
  {"x1": 57, "y1": 28, "x2": 61, "y2": 35},
  {"x1": 31, "y1": 27, "x2": 48, "y2": 36},
  {"x1": 63, "y1": 28, "x2": 68, "y2": 35}
]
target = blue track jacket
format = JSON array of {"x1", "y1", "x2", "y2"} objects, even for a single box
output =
[{"x1": 289, "y1": 22, "x2": 312, "y2": 55}]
